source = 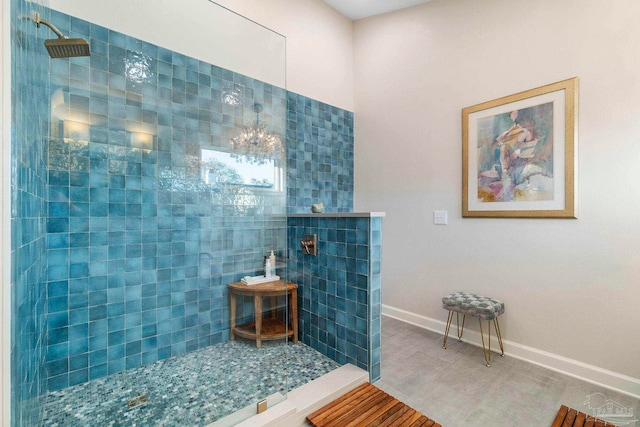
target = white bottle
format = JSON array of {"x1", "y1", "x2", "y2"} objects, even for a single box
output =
[
  {"x1": 269, "y1": 251, "x2": 276, "y2": 277},
  {"x1": 265, "y1": 258, "x2": 272, "y2": 278}
]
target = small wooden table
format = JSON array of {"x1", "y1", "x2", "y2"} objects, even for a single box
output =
[{"x1": 228, "y1": 280, "x2": 298, "y2": 348}]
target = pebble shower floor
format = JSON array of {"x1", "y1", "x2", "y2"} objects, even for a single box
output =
[{"x1": 42, "y1": 341, "x2": 340, "y2": 426}]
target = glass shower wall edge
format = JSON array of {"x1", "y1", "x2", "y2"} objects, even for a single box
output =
[
  {"x1": 44, "y1": 0, "x2": 287, "y2": 425},
  {"x1": 48, "y1": 0, "x2": 286, "y2": 88}
]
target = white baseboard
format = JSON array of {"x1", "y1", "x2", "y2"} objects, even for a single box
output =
[{"x1": 382, "y1": 304, "x2": 640, "y2": 400}]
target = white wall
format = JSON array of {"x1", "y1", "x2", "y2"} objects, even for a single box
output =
[
  {"x1": 49, "y1": 0, "x2": 286, "y2": 88},
  {"x1": 49, "y1": 0, "x2": 355, "y2": 111},
  {"x1": 214, "y1": 0, "x2": 354, "y2": 111},
  {"x1": 353, "y1": 0, "x2": 640, "y2": 391}
]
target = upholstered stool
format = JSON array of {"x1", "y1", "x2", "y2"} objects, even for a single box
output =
[{"x1": 442, "y1": 292, "x2": 505, "y2": 366}]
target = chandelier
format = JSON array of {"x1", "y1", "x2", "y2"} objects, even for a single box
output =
[{"x1": 230, "y1": 103, "x2": 284, "y2": 164}]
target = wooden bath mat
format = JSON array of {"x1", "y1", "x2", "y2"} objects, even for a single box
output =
[
  {"x1": 551, "y1": 405, "x2": 617, "y2": 427},
  {"x1": 307, "y1": 383, "x2": 441, "y2": 427}
]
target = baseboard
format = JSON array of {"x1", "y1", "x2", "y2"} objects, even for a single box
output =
[{"x1": 382, "y1": 304, "x2": 640, "y2": 400}]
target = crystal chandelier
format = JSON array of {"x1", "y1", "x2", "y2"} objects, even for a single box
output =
[{"x1": 230, "y1": 103, "x2": 284, "y2": 164}]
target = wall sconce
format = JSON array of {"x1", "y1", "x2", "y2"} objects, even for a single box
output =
[
  {"x1": 63, "y1": 120, "x2": 89, "y2": 142},
  {"x1": 130, "y1": 131, "x2": 154, "y2": 153}
]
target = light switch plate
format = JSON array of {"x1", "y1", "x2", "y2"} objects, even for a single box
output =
[{"x1": 434, "y1": 211, "x2": 448, "y2": 225}]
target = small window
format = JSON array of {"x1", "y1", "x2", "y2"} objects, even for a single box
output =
[{"x1": 201, "y1": 148, "x2": 283, "y2": 191}]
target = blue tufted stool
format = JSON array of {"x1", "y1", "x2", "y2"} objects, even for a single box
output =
[{"x1": 442, "y1": 292, "x2": 505, "y2": 367}]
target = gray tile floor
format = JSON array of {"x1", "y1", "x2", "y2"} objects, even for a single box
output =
[{"x1": 375, "y1": 316, "x2": 639, "y2": 427}]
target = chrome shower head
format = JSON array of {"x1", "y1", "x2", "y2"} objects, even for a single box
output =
[{"x1": 33, "y1": 12, "x2": 90, "y2": 58}]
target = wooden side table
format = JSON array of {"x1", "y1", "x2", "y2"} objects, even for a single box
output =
[{"x1": 228, "y1": 280, "x2": 298, "y2": 348}]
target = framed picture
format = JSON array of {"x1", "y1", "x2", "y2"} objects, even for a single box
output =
[{"x1": 462, "y1": 78, "x2": 578, "y2": 218}]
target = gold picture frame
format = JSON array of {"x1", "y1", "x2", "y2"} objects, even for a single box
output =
[{"x1": 462, "y1": 77, "x2": 578, "y2": 218}]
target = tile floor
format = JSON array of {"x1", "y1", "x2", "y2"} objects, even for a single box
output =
[
  {"x1": 375, "y1": 316, "x2": 640, "y2": 427},
  {"x1": 42, "y1": 340, "x2": 339, "y2": 427}
]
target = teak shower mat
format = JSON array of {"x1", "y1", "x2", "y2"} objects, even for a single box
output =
[
  {"x1": 306, "y1": 383, "x2": 441, "y2": 427},
  {"x1": 551, "y1": 405, "x2": 617, "y2": 427}
]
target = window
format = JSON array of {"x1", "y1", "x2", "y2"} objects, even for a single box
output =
[{"x1": 201, "y1": 148, "x2": 283, "y2": 191}]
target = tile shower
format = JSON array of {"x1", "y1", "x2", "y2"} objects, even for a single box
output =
[
  {"x1": 41, "y1": 8, "x2": 290, "y2": 393},
  {"x1": 9, "y1": 1, "x2": 379, "y2": 426}
]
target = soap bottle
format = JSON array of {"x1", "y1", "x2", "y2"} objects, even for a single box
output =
[
  {"x1": 265, "y1": 257, "x2": 272, "y2": 278},
  {"x1": 269, "y1": 251, "x2": 276, "y2": 277}
]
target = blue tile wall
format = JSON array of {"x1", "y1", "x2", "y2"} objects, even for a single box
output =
[
  {"x1": 286, "y1": 93, "x2": 354, "y2": 213},
  {"x1": 10, "y1": 0, "x2": 51, "y2": 425},
  {"x1": 287, "y1": 216, "x2": 382, "y2": 382},
  {"x1": 38, "y1": 10, "x2": 288, "y2": 391},
  {"x1": 12, "y1": 3, "x2": 358, "y2": 417}
]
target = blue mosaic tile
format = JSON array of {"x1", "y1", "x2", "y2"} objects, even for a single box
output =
[{"x1": 43, "y1": 341, "x2": 338, "y2": 426}]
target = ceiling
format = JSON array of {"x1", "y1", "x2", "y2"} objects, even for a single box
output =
[{"x1": 321, "y1": 0, "x2": 432, "y2": 20}]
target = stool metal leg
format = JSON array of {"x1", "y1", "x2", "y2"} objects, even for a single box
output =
[
  {"x1": 494, "y1": 317, "x2": 504, "y2": 357},
  {"x1": 456, "y1": 313, "x2": 465, "y2": 341},
  {"x1": 443, "y1": 311, "x2": 467, "y2": 350},
  {"x1": 479, "y1": 318, "x2": 492, "y2": 367},
  {"x1": 442, "y1": 311, "x2": 454, "y2": 349}
]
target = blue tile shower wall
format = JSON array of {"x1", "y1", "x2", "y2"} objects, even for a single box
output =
[
  {"x1": 41, "y1": 10, "x2": 288, "y2": 391},
  {"x1": 286, "y1": 93, "x2": 354, "y2": 213},
  {"x1": 11, "y1": 2, "x2": 357, "y2": 411},
  {"x1": 287, "y1": 216, "x2": 382, "y2": 382},
  {"x1": 10, "y1": 0, "x2": 51, "y2": 425}
]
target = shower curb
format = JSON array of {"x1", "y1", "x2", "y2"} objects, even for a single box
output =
[{"x1": 214, "y1": 364, "x2": 368, "y2": 427}]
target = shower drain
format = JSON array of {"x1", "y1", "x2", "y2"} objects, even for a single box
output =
[{"x1": 127, "y1": 394, "x2": 149, "y2": 408}]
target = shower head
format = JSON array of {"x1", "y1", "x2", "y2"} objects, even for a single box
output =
[
  {"x1": 44, "y1": 38, "x2": 90, "y2": 58},
  {"x1": 32, "y1": 12, "x2": 90, "y2": 58}
]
